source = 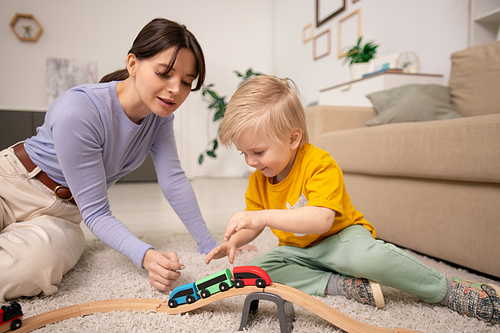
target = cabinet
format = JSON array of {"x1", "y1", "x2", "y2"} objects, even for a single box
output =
[
  {"x1": 470, "y1": 0, "x2": 500, "y2": 46},
  {"x1": 0, "y1": 109, "x2": 156, "y2": 182},
  {"x1": 319, "y1": 72, "x2": 444, "y2": 107},
  {"x1": 0, "y1": 110, "x2": 45, "y2": 148}
]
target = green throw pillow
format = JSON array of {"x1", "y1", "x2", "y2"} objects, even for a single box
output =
[{"x1": 365, "y1": 84, "x2": 462, "y2": 126}]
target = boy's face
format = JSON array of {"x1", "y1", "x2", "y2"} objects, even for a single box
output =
[{"x1": 235, "y1": 127, "x2": 300, "y2": 183}]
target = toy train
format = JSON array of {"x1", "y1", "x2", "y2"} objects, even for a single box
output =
[
  {"x1": 168, "y1": 266, "x2": 272, "y2": 308},
  {"x1": 0, "y1": 301, "x2": 23, "y2": 332}
]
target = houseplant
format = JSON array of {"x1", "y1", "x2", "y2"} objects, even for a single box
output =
[
  {"x1": 342, "y1": 36, "x2": 379, "y2": 80},
  {"x1": 198, "y1": 68, "x2": 261, "y2": 165}
]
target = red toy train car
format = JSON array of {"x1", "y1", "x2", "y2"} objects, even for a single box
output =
[
  {"x1": 233, "y1": 266, "x2": 272, "y2": 288},
  {"x1": 0, "y1": 301, "x2": 23, "y2": 332}
]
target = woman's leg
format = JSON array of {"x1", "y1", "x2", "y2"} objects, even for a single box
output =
[
  {"x1": 0, "y1": 146, "x2": 85, "y2": 301},
  {"x1": 0, "y1": 216, "x2": 85, "y2": 301}
]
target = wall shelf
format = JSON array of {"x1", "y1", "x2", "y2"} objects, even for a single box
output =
[{"x1": 470, "y1": 0, "x2": 500, "y2": 46}]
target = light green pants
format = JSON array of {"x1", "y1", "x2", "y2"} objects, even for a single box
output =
[{"x1": 250, "y1": 225, "x2": 447, "y2": 303}]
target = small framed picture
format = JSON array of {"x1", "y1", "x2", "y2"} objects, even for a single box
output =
[
  {"x1": 313, "y1": 29, "x2": 331, "y2": 60},
  {"x1": 338, "y1": 9, "x2": 362, "y2": 58},
  {"x1": 303, "y1": 23, "x2": 314, "y2": 43},
  {"x1": 316, "y1": 0, "x2": 346, "y2": 27}
]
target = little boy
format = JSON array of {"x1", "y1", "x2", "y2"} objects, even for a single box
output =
[{"x1": 205, "y1": 75, "x2": 499, "y2": 325}]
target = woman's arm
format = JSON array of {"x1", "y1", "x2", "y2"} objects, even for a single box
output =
[{"x1": 151, "y1": 115, "x2": 218, "y2": 253}]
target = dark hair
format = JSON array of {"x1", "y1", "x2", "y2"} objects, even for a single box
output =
[{"x1": 100, "y1": 18, "x2": 206, "y2": 91}]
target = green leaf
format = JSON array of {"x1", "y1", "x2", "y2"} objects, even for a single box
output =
[
  {"x1": 207, "y1": 151, "x2": 216, "y2": 158},
  {"x1": 212, "y1": 139, "x2": 219, "y2": 151},
  {"x1": 208, "y1": 90, "x2": 219, "y2": 100},
  {"x1": 198, "y1": 154, "x2": 204, "y2": 165},
  {"x1": 213, "y1": 110, "x2": 224, "y2": 121}
]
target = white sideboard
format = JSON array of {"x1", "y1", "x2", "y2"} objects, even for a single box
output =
[{"x1": 319, "y1": 72, "x2": 444, "y2": 107}]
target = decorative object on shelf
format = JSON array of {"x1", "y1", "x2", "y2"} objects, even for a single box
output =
[
  {"x1": 316, "y1": 0, "x2": 346, "y2": 27},
  {"x1": 396, "y1": 52, "x2": 421, "y2": 73},
  {"x1": 338, "y1": 9, "x2": 362, "y2": 58},
  {"x1": 313, "y1": 29, "x2": 331, "y2": 60},
  {"x1": 9, "y1": 13, "x2": 43, "y2": 42},
  {"x1": 302, "y1": 23, "x2": 314, "y2": 43},
  {"x1": 198, "y1": 68, "x2": 262, "y2": 165},
  {"x1": 368, "y1": 53, "x2": 400, "y2": 73},
  {"x1": 342, "y1": 36, "x2": 379, "y2": 80}
]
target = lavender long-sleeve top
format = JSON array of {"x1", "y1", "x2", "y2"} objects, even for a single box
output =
[{"x1": 25, "y1": 81, "x2": 218, "y2": 268}]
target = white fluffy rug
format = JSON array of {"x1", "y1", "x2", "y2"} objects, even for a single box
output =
[{"x1": 16, "y1": 229, "x2": 500, "y2": 333}]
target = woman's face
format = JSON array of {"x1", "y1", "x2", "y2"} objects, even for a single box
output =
[{"x1": 130, "y1": 47, "x2": 197, "y2": 120}]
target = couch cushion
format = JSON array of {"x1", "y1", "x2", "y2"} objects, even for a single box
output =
[
  {"x1": 449, "y1": 41, "x2": 500, "y2": 117},
  {"x1": 316, "y1": 114, "x2": 500, "y2": 183},
  {"x1": 365, "y1": 84, "x2": 462, "y2": 126}
]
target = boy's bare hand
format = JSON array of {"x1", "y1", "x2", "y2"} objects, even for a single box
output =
[
  {"x1": 143, "y1": 249, "x2": 185, "y2": 291},
  {"x1": 205, "y1": 241, "x2": 237, "y2": 264},
  {"x1": 224, "y1": 211, "x2": 265, "y2": 242}
]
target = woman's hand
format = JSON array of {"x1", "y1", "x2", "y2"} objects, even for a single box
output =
[{"x1": 143, "y1": 249, "x2": 185, "y2": 291}]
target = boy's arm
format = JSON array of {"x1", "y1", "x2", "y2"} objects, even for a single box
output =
[
  {"x1": 224, "y1": 206, "x2": 335, "y2": 242},
  {"x1": 205, "y1": 228, "x2": 262, "y2": 264}
]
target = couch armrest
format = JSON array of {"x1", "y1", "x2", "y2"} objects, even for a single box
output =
[{"x1": 306, "y1": 105, "x2": 376, "y2": 145}]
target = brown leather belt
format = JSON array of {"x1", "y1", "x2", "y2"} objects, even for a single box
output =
[{"x1": 13, "y1": 143, "x2": 77, "y2": 206}]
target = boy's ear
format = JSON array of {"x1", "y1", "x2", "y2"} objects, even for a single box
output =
[{"x1": 290, "y1": 128, "x2": 302, "y2": 149}]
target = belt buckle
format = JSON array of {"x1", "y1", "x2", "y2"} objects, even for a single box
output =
[{"x1": 54, "y1": 185, "x2": 74, "y2": 202}]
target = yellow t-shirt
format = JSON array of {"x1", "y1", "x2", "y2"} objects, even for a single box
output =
[{"x1": 245, "y1": 143, "x2": 376, "y2": 247}]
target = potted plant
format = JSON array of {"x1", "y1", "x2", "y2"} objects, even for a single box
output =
[
  {"x1": 198, "y1": 68, "x2": 261, "y2": 165},
  {"x1": 342, "y1": 36, "x2": 379, "y2": 80}
]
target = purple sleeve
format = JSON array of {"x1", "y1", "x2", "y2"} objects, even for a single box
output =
[{"x1": 151, "y1": 118, "x2": 219, "y2": 254}]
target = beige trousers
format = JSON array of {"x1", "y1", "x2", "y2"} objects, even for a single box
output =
[{"x1": 0, "y1": 145, "x2": 85, "y2": 302}]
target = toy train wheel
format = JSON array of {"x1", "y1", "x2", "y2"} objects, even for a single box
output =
[
  {"x1": 234, "y1": 279, "x2": 244, "y2": 288},
  {"x1": 256, "y1": 278, "x2": 266, "y2": 288},
  {"x1": 200, "y1": 289, "x2": 210, "y2": 299},
  {"x1": 11, "y1": 318, "x2": 22, "y2": 330},
  {"x1": 186, "y1": 295, "x2": 196, "y2": 304},
  {"x1": 168, "y1": 299, "x2": 178, "y2": 308},
  {"x1": 219, "y1": 282, "x2": 230, "y2": 292}
]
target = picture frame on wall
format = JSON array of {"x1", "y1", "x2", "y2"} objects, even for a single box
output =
[
  {"x1": 316, "y1": 0, "x2": 346, "y2": 27},
  {"x1": 338, "y1": 9, "x2": 362, "y2": 58},
  {"x1": 313, "y1": 29, "x2": 331, "y2": 60},
  {"x1": 302, "y1": 23, "x2": 314, "y2": 43}
]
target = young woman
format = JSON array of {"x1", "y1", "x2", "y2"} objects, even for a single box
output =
[{"x1": 0, "y1": 18, "x2": 218, "y2": 302}]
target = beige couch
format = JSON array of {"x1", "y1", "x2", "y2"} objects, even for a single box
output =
[{"x1": 306, "y1": 41, "x2": 500, "y2": 278}]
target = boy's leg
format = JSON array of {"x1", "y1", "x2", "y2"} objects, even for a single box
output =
[
  {"x1": 250, "y1": 246, "x2": 332, "y2": 296},
  {"x1": 310, "y1": 225, "x2": 447, "y2": 303},
  {"x1": 250, "y1": 238, "x2": 384, "y2": 307}
]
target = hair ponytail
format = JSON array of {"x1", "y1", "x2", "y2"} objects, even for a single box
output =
[{"x1": 99, "y1": 69, "x2": 129, "y2": 83}]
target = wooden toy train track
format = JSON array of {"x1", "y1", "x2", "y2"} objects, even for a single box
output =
[{"x1": 7, "y1": 283, "x2": 420, "y2": 333}]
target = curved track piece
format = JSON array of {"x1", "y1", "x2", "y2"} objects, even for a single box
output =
[{"x1": 12, "y1": 284, "x2": 421, "y2": 333}]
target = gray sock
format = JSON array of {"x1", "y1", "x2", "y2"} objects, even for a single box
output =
[
  {"x1": 326, "y1": 273, "x2": 342, "y2": 296},
  {"x1": 438, "y1": 278, "x2": 453, "y2": 306}
]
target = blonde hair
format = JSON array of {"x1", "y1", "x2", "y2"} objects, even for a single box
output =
[{"x1": 220, "y1": 75, "x2": 309, "y2": 148}]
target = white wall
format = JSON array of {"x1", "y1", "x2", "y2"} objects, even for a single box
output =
[
  {"x1": 1, "y1": 0, "x2": 471, "y2": 178},
  {"x1": 274, "y1": 0, "x2": 470, "y2": 106},
  {"x1": 1, "y1": 0, "x2": 274, "y2": 178}
]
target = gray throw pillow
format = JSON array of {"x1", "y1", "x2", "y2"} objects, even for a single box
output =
[{"x1": 365, "y1": 84, "x2": 462, "y2": 126}]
